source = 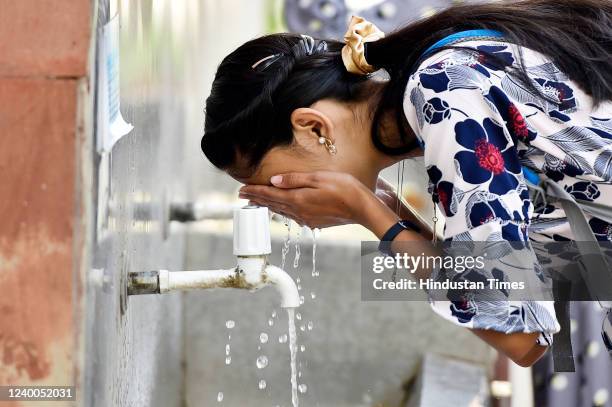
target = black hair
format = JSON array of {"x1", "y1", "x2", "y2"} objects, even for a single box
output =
[
  {"x1": 202, "y1": 0, "x2": 612, "y2": 171},
  {"x1": 202, "y1": 34, "x2": 370, "y2": 172}
]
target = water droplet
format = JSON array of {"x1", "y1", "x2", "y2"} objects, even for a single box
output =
[
  {"x1": 296, "y1": 313, "x2": 302, "y2": 321},
  {"x1": 271, "y1": 310, "x2": 277, "y2": 318},
  {"x1": 311, "y1": 229, "x2": 318, "y2": 278},
  {"x1": 260, "y1": 333, "x2": 268, "y2": 343},
  {"x1": 225, "y1": 344, "x2": 230, "y2": 355},
  {"x1": 300, "y1": 345, "x2": 306, "y2": 352},
  {"x1": 225, "y1": 356, "x2": 231, "y2": 365},
  {"x1": 217, "y1": 392, "x2": 224, "y2": 402},
  {"x1": 298, "y1": 371, "x2": 302, "y2": 378},
  {"x1": 225, "y1": 320, "x2": 235, "y2": 329},
  {"x1": 268, "y1": 318, "x2": 274, "y2": 326},
  {"x1": 310, "y1": 292, "x2": 316, "y2": 299},
  {"x1": 300, "y1": 296, "x2": 305, "y2": 305},
  {"x1": 278, "y1": 334, "x2": 288, "y2": 343},
  {"x1": 297, "y1": 284, "x2": 302, "y2": 290},
  {"x1": 300, "y1": 324, "x2": 306, "y2": 331},
  {"x1": 281, "y1": 220, "x2": 292, "y2": 269},
  {"x1": 293, "y1": 229, "x2": 301, "y2": 268},
  {"x1": 256, "y1": 355, "x2": 268, "y2": 369},
  {"x1": 307, "y1": 321, "x2": 313, "y2": 331},
  {"x1": 298, "y1": 384, "x2": 308, "y2": 394},
  {"x1": 296, "y1": 277, "x2": 301, "y2": 283},
  {"x1": 258, "y1": 379, "x2": 267, "y2": 390}
]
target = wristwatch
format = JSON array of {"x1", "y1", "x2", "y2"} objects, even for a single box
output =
[{"x1": 378, "y1": 220, "x2": 421, "y2": 256}]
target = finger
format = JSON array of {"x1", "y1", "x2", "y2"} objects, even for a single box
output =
[
  {"x1": 247, "y1": 197, "x2": 294, "y2": 216},
  {"x1": 240, "y1": 193, "x2": 291, "y2": 211},
  {"x1": 268, "y1": 207, "x2": 303, "y2": 225},
  {"x1": 274, "y1": 210, "x2": 303, "y2": 226},
  {"x1": 239, "y1": 185, "x2": 297, "y2": 202},
  {"x1": 270, "y1": 172, "x2": 320, "y2": 189}
]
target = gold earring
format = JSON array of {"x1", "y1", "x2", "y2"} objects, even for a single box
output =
[{"x1": 318, "y1": 136, "x2": 337, "y2": 155}]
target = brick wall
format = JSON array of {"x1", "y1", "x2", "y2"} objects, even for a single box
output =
[{"x1": 0, "y1": 1, "x2": 92, "y2": 404}]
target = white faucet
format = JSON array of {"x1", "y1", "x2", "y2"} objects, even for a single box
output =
[{"x1": 128, "y1": 206, "x2": 300, "y2": 308}]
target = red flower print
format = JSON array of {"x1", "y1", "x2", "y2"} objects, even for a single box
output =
[
  {"x1": 480, "y1": 213, "x2": 495, "y2": 225},
  {"x1": 437, "y1": 187, "x2": 449, "y2": 209},
  {"x1": 474, "y1": 139, "x2": 505, "y2": 175},
  {"x1": 454, "y1": 118, "x2": 522, "y2": 195},
  {"x1": 508, "y1": 104, "x2": 528, "y2": 140}
]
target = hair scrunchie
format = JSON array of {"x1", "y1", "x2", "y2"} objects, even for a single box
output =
[{"x1": 341, "y1": 16, "x2": 385, "y2": 75}]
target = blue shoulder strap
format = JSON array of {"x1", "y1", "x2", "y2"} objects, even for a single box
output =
[{"x1": 422, "y1": 29, "x2": 505, "y2": 56}]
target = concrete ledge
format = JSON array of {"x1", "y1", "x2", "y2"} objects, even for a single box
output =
[{"x1": 408, "y1": 353, "x2": 489, "y2": 407}]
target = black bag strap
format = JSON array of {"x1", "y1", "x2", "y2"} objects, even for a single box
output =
[{"x1": 552, "y1": 280, "x2": 575, "y2": 372}]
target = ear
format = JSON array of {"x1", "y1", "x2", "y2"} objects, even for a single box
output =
[{"x1": 290, "y1": 107, "x2": 334, "y2": 147}]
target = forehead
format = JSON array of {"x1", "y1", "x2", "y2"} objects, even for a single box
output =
[
  {"x1": 226, "y1": 157, "x2": 271, "y2": 186},
  {"x1": 225, "y1": 144, "x2": 288, "y2": 185},
  {"x1": 226, "y1": 144, "x2": 318, "y2": 186}
]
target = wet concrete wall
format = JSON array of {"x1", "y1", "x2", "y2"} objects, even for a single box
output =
[{"x1": 80, "y1": 1, "x2": 192, "y2": 406}]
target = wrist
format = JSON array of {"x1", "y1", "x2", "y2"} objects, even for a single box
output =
[{"x1": 356, "y1": 186, "x2": 400, "y2": 238}]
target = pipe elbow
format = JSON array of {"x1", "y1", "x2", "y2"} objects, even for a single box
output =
[{"x1": 264, "y1": 265, "x2": 300, "y2": 308}]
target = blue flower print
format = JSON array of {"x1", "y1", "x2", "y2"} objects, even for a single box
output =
[
  {"x1": 475, "y1": 45, "x2": 515, "y2": 71},
  {"x1": 549, "y1": 110, "x2": 571, "y2": 123},
  {"x1": 449, "y1": 294, "x2": 478, "y2": 323},
  {"x1": 454, "y1": 118, "x2": 522, "y2": 194},
  {"x1": 589, "y1": 217, "x2": 612, "y2": 241},
  {"x1": 544, "y1": 154, "x2": 585, "y2": 182},
  {"x1": 534, "y1": 78, "x2": 577, "y2": 112},
  {"x1": 423, "y1": 98, "x2": 451, "y2": 124},
  {"x1": 427, "y1": 165, "x2": 457, "y2": 217},
  {"x1": 468, "y1": 197, "x2": 510, "y2": 228},
  {"x1": 484, "y1": 86, "x2": 538, "y2": 143},
  {"x1": 564, "y1": 181, "x2": 601, "y2": 201},
  {"x1": 534, "y1": 203, "x2": 556, "y2": 215},
  {"x1": 501, "y1": 217, "x2": 529, "y2": 241},
  {"x1": 587, "y1": 126, "x2": 612, "y2": 141},
  {"x1": 419, "y1": 63, "x2": 451, "y2": 93}
]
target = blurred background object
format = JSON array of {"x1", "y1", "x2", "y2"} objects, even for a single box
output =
[{"x1": 283, "y1": 0, "x2": 470, "y2": 39}]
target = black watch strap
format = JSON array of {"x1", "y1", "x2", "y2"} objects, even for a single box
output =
[{"x1": 378, "y1": 220, "x2": 421, "y2": 256}]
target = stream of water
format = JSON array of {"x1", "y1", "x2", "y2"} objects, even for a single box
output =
[
  {"x1": 218, "y1": 222, "x2": 320, "y2": 405},
  {"x1": 287, "y1": 308, "x2": 299, "y2": 407}
]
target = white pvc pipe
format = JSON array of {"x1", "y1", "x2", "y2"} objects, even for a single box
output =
[
  {"x1": 159, "y1": 268, "x2": 237, "y2": 293},
  {"x1": 156, "y1": 259, "x2": 300, "y2": 308},
  {"x1": 264, "y1": 265, "x2": 300, "y2": 308}
]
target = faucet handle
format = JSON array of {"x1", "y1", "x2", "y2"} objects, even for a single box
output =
[{"x1": 233, "y1": 206, "x2": 272, "y2": 256}]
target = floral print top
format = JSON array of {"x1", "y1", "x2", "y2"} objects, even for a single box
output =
[{"x1": 402, "y1": 39, "x2": 612, "y2": 344}]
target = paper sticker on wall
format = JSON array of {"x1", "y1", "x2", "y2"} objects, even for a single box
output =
[{"x1": 97, "y1": 13, "x2": 133, "y2": 153}]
